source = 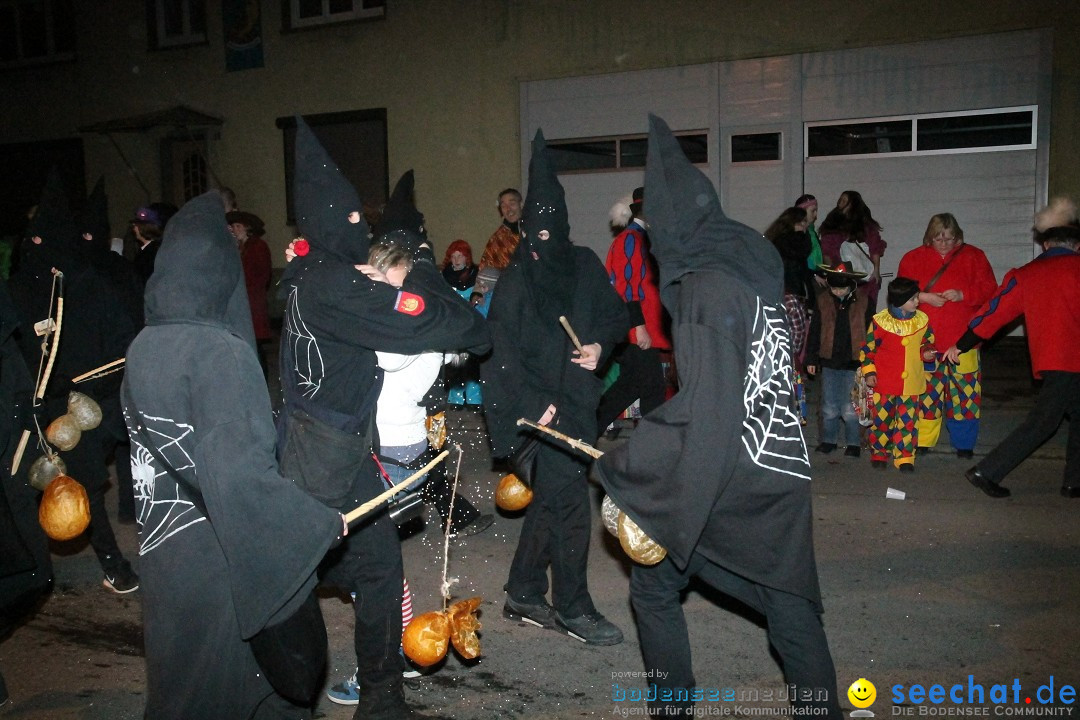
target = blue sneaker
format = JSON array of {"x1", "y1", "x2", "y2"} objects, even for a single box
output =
[{"x1": 326, "y1": 670, "x2": 359, "y2": 705}]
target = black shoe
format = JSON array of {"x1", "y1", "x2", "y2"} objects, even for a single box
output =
[
  {"x1": 815, "y1": 443, "x2": 837, "y2": 454},
  {"x1": 554, "y1": 611, "x2": 624, "y2": 646},
  {"x1": 844, "y1": 445, "x2": 861, "y2": 458},
  {"x1": 956, "y1": 449, "x2": 974, "y2": 459},
  {"x1": 503, "y1": 595, "x2": 557, "y2": 630},
  {"x1": 103, "y1": 560, "x2": 139, "y2": 594},
  {"x1": 450, "y1": 513, "x2": 494, "y2": 538},
  {"x1": 871, "y1": 460, "x2": 887, "y2": 469},
  {"x1": 965, "y1": 467, "x2": 1010, "y2": 498},
  {"x1": 1061, "y1": 487, "x2": 1080, "y2": 498},
  {"x1": 899, "y1": 464, "x2": 915, "y2": 473},
  {"x1": 917, "y1": 446, "x2": 932, "y2": 455}
]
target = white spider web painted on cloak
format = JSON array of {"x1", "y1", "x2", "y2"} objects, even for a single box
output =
[
  {"x1": 282, "y1": 285, "x2": 324, "y2": 398},
  {"x1": 127, "y1": 412, "x2": 206, "y2": 555},
  {"x1": 741, "y1": 298, "x2": 811, "y2": 480}
]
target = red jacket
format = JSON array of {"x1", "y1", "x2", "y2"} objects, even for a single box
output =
[
  {"x1": 965, "y1": 248, "x2": 1080, "y2": 378},
  {"x1": 241, "y1": 236, "x2": 272, "y2": 340},
  {"x1": 861, "y1": 309, "x2": 936, "y2": 396},
  {"x1": 605, "y1": 220, "x2": 670, "y2": 350},
  {"x1": 897, "y1": 243, "x2": 997, "y2": 347}
]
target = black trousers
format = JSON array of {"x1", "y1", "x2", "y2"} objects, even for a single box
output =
[
  {"x1": 319, "y1": 462, "x2": 405, "y2": 695},
  {"x1": 597, "y1": 345, "x2": 666, "y2": 436},
  {"x1": 629, "y1": 553, "x2": 842, "y2": 719},
  {"x1": 977, "y1": 370, "x2": 1080, "y2": 488},
  {"x1": 278, "y1": 409, "x2": 404, "y2": 696},
  {"x1": 505, "y1": 443, "x2": 595, "y2": 617}
]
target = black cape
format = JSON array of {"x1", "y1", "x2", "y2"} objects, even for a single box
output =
[
  {"x1": 0, "y1": 279, "x2": 52, "y2": 634},
  {"x1": 122, "y1": 192, "x2": 342, "y2": 719},
  {"x1": 595, "y1": 115, "x2": 821, "y2": 607}
]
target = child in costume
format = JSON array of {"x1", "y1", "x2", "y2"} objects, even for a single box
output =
[
  {"x1": 805, "y1": 262, "x2": 869, "y2": 457},
  {"x1": 860, "y1": 277, "x2": 937, "y2": 471}
]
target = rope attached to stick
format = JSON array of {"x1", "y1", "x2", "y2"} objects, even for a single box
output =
[{"x1": 440, "y1": 445, "x2": 465, "y2": 610}]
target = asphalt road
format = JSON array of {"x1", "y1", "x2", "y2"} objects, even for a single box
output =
[{"x1": 1, "y1": 340, "x2": 1076, "y2": 719}]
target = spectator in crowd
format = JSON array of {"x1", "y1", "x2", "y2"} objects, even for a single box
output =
[
  {"x1": 805, "y1": 263, "x2": 869, "y2": 457},
  {"x1": 131, "y1": 206, "x2": 164, "y2": 286},
  {"x1": 441, "y1": 239, "x2": 478, "y2": 298},
  {"x1": 227, "y1": 210, "x2": 273, "y2": 378},
  {"x1": 819, "y1": 190, "x2": 885, "y2": 323},
  {"x1": 898, "y1": 213, "x2": 997, "y2": 458},
  {"x1": 441, "y1": 239, "x2": 483, "y2": 408},
  {"x1": 795, "y1": 193, "x2": 823, "y2": 272},
  {"x1": 765, "y1": 206, "x2": 817, "y2": 424},
  {"x1": 478, "y1": 188, "x2": 522, "y2": 271}
]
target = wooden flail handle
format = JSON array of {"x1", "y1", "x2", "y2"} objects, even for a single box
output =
[
  {"x1": 343, "y1": 450, "x2": 450, "y2": 524},
  {"x1": 558, "y1": 315, "x2": 585, "y2": 354},
  {"x1": 515, "y1": 418, "x2": 604, "y2": 459}
]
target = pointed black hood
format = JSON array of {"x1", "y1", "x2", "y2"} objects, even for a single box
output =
[
  {"x1": 291, "y1": 116, "x2": 369, "y2": 269},
  {"x1": 21, "y1": 168, "x2": 82, "y2": 278},
  {"x1": 78, "y1": 177, "x2": 111, "y2": 259},
  {"x1": 513, "y1": 129, "x2": 577, "y2": 322},
  {"x1": 144, "y1": 191, "x2": 255, "y2": 350},
  {"x1": 372, "y1": 170, "x2": 426, "y2": 255},
  {"x1": 518, "y1": 129, "x2": 571, "y2": 263},
  {"x1": 644, "y1": 114, "x2": 782, "y2": 308}
]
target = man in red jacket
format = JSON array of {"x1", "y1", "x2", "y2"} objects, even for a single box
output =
[
  {"x1": 945, "y1": 198, "x2": 1080, "y2": 498},
  {"x1": 597, "y1": 187, "x2": 671, "y2": 437}
]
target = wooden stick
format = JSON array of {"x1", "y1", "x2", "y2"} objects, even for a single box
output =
[
  {"x1": 558, "y1": 315, "x2": 585, "y2": 354},
  {"x1": 72, "y1": 357, "x2": 125, "y2": 384},
  {"x1": 343, "y1": 450, "x2": 449, "y2": 524},
  {"x1": 10, "y1": 431, "x2": 30, "y2": 477},
  {"x1": 516, "y1": 418, "x2": 604, "y2": 459},
  {"x1": 35, "y1": 296, "x2": 63, "y2": 400},
  {"x1": 13, "y1": 295, "x2": 63, "y2": 476}
]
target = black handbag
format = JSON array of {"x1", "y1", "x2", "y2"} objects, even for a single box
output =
[{"x1": 509, "y1": 411, "x2": 558, "y2": 489}]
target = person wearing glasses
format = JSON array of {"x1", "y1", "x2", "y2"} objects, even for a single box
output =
[{"x1": 897, "y1": 213, "x2": 996, "y2": 458}]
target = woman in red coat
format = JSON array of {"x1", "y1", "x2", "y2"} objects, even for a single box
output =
[
  {"x1": 227, "y1": 211, "x2": 272, "y2": 377},
  {"x1": 897, "y1": 213, "x2": 997, "y2": 457}
]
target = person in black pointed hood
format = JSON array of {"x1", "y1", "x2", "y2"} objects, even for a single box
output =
[
  {"x1": 79, "y1": 179, "x2": 145, "y2": 523},
  {"x1": 9, "y1": 169, "x2": 141, "y2": 595},
  {"x1": 372, "y1": 169, "x2": 427, "y2": 255},
  {"x1": 595, "y1": 115, "x2": 841, "y2": 719},
  {"x1": 277, "y1": 117, "x2": 489, "y2": 719},
  {"x1": 122, "y1": 190, "x2": 345, "y2": 719},
  {"x1": 481, "y1": 129, "x2": 629, "y2": 646}
]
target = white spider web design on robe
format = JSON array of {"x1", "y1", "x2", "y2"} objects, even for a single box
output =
[
  {"x1": 127, "y1": 411, "x2": 206, "y2": 555},
  {"x1": 283, "y1": 285, "x2": 324, "y2": 398},
  {"x1": 741, "y1": 298, "x2": 811, "y2": 480}
]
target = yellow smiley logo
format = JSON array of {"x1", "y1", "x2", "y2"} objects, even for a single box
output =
[{"x1": 848, "y1": 678, "x2": 876, "y2": 709}]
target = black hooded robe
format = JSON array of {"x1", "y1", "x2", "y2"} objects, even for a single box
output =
[
  {"x1": 122, "y1": 192, "x2": 342, "y2": 720},
  {"x1": 595, "y1": 115, "x2": 839, "y2": 718},
  {"x1": 482, "y1": 130, "x2": 629, "y2": 618}
]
